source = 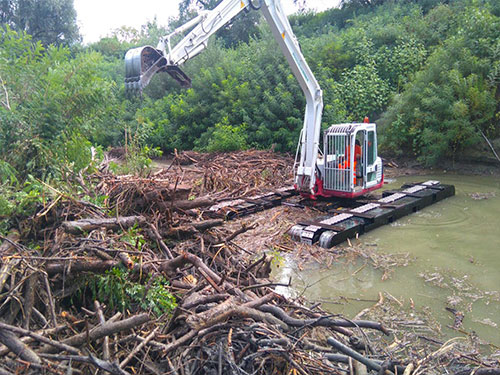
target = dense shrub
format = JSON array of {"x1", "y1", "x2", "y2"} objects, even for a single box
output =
[
  {"x1": 0, "y1": 27, "x2": 123, "y2": 178},
  {"x1": 380, "y1": 5, "x2": 499, "y2": 165},
  {"x1": 2, "y1": 0, "x2": 499, "y2": 178}
]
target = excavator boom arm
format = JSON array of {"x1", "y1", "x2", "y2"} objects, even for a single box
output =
[{"x1": 125, "y1": 0, "x2": 323, "y2": 194}]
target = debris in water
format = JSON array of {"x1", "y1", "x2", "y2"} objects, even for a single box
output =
[{"x1": 469, "y1": 192, "x2": 496, "y2": 200}]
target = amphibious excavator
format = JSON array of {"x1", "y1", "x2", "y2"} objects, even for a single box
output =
[
  {"x1": 124, "y1": 0, "x2": 454, "y2": 248},
  {"x1": 124, "y1": 0, "x2": 383, "y2": 200}
]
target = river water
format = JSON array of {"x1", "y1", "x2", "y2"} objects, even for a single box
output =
[{"x1": 274, "y1": 174, "x2": 500, "y2": 345}]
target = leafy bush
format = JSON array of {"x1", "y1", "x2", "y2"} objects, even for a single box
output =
[
  {"x1": 86, "y1": 267, "x2": 177, "y2": 317},
  {"x1": 0, "y1": 27, "x2": 123, "y2": 179},
  {"x1": 380, "y1": 5, "x2": 499, "y2": 165},
  {"x1": 2, "y1": 0, "x2": 499, "y2": 175},
  {"x1": 0, "y1": 177, "x2": 48, "y2": 234},
  {"x1": 202, "y1": 118, "x2": 248, "y2": 152}
]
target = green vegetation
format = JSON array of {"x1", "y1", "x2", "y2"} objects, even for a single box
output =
[
  {"x1": 0, "y1": 0, "x2": 80, "y2": 46},
  {"x1": 0, "y1": 0, "x2": 498, "y2": 338},
  {"x1": 1, "y1": 0, "x2": 499, "y2": 190},
  {"x1": 84, "y1": 267, "x2": 177, "y2": 317}
]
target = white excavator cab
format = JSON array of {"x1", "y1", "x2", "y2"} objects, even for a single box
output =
[{"x1": 313, "y1": 122, "x2": 384, "y2": 199}]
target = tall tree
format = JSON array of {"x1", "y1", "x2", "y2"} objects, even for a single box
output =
[{"x1": 0, "y1": 0, "x2": 80, "y2": 46}]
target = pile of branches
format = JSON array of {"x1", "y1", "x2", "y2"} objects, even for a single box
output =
[
  {"x1": 98, "y1": 150, "x2": 293, "y2": 217},
  {"x1": 0, "y1": 200, "x2": 398, "y2": 375},
  {"x1": 191, "y1": 150, "x2": 294, "y2": 196},
  {"x1": 2, "y1": 214, "x2": 497, "y2": 375}
]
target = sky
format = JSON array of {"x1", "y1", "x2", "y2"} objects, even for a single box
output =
[{"x1": 74, "y1": 0, "x2": 338, "y2": 44}]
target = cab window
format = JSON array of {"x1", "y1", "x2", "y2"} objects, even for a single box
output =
[{"x1": 367, "y1": 131, "x2": 375, "y2": 165}]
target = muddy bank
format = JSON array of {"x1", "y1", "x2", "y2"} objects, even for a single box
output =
[{"x1": 382, "y1": 155, "x2": 500, "y2": 179}]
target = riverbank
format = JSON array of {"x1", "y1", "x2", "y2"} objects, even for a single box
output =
[{"x1": 382, "y1": 155, "x2": 500, "y2": 179}]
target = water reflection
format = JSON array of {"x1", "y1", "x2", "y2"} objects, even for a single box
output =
[{"x1": 273, "y1": 174, "x2": 500, "y2": 345}]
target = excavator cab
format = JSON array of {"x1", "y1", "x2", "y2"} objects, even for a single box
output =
[
  {"x1": 315, "y1": 123, "x2": 384, "y2": 199},
  {"x1": 124, "y1": 46, "x2": 191, "y2": 94}
]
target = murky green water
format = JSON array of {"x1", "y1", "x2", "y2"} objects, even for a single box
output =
[{"x1": 274, "y1": 174, "x2": 500, "y2": 345}]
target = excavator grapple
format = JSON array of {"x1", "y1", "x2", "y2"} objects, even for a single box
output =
[{"x1": 124, "y1": 46, "x2": 191, "y2": 94}]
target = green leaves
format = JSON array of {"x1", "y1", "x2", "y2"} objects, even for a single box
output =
[
  {"x1": 203, "y1": 118, "x2": 248, "y2": 152},
  {"x1": 379, "y1": 5, "x2": 499, "y2": 166},
  {"x1": 338, "y1": 64, "x2": 390, "y2": 121},
  {"x1": 86, "y1": 267, "x2": 177, "y2": 317},
  {"x1": 3, "y1": 0, "x2": 499, "y2": 174},
  {"x1": 0, "y1": 28, "x2": 123, "y2": 179},
  {"x1": 0, "y1": 0, "x2": 80, "y2": 46}
]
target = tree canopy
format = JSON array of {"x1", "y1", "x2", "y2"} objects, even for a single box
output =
[{"x1": 0, "y1": 0, "x2": 80, "y2": 46}]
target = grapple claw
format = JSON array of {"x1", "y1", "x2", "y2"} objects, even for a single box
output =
[
  {"x1": 124, "y1": 46, "x2": 191, "y2": 95},
  {"x1": 125, "y1": 46, "x2": 166, "y2": 94}
]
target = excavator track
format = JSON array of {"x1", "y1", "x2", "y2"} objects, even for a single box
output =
[
  {"x1": 201, "y1": 181, "x2": 455, "y2": 248},
  {"x1": 203, "y1": 187, "x2": 297, "y2": 219}
]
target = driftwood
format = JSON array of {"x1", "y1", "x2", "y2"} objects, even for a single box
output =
[
  {"x1": 0, "y1": 325, "x2": 67, "y2": 356},
  {"x1": 46, "y1": 259, "x2": 119, "y2": 275},
  {"x1": 164, "y1": 219, "x2": 223, "y2": 238},
  {"x1": 62, "y1": 216, "x2": 146, "y2": 235},
  {"x1": 327, "y1": 336, "x2": 384, "y2": 373},
  {"x1": 0, "y1": 321, "x2": 79, "y2": 354},
  {"x1": 146, "y1": 223, "x2": 174, "y2": 259},
  {"x1": 259, "y1": 304, "x2": 390, "y2": 335},
  {"x1": 171, "y1": 197, "x2": 215, "y2": 210},
  {"x1": 0, "y1": 326, "x2": 41, "y2": 364},
  {"x1": 40, "y1": 313, "x2": 150, "y2": 353},
  {"x1": 94, "y1": 300, "x2": 110, "y2": 360}
]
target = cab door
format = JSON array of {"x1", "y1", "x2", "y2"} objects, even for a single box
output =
[{"x1": 365, "y1": 128, "x2": 378, "y2": 188}]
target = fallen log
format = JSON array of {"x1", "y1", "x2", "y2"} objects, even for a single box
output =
[
  {"x1": 327, "y1": 337, "x2": 384, "y2": 373},
  {"x1": 119, "y1": 326, "x2": 159, "y2": 368},
  {"x1": 0, "y1": 325, "x2": 67, "y2": 356},
  {"x1": 182, "y1": 292, "x2": 231, "y2": 310},
  {"x1": 223, "y1": 223, "x2": 257, "y2": 243},
  {"x1": 259, "y1": 304, "x2": 390, "y2": 335},
  {"x1": 171, "y1": 197, "x2": 214, "y2": 211},
  {"x1": 0, "y1": 326, "x2": 41, "y2": 364},
  {"x1": 94, "y1": 301, "x2": 110, "y2": 360},
  {"x1": 164, "y1": 219, "x2": 223, "y2": 238},
  {"x1": 325, "y1": 353, "x2": 406, "y2": 374},
  {"x1": 146, "y1": 223, "x2": 174, "y2": 259},
  {"x1": 0, "y1": 321, "x2": 80, "y2": 354},
  {"x1": 40, "y1": 313, "x2": 150, "y2": 353},
  {"x1": 46, "y1": 259, "x2": 120, "y2": 275},
  {"x1": 61, "y1": 216, "x2": 146, "y2": 235},
  {"x1": 186, "y1": 294, "x2": 282, "y2": 331},
  {"x1": 191, "y1": 219, "x2": 224, "y2": 231}
]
